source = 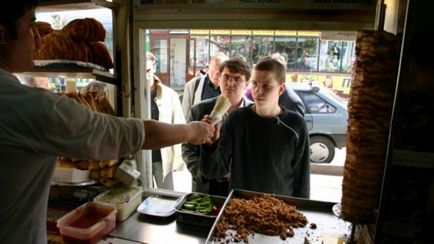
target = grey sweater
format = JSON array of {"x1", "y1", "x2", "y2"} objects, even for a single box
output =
[{"x1": 199, "y1": 104, "x2": 310, "y2": 198}]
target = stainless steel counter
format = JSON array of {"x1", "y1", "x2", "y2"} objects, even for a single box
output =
[
  {"x1": 48, "y1": 188, "x2": 209, "y2": 244},
  {"x1": 108, "y1": 189, "x2": 209, "y2": 244},
  {"x1": 49, "y1": 188, "x2": 349, "y2": 244},
  {"x1": 109, "y1": 211, "x2": 209, "y2": 244}
]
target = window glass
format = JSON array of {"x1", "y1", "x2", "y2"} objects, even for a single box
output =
[
  {"x1": 319, "y1": 40, "x2": 356, "y2": 73},
  {"x1": 340, "y1": 41, "x2": 356, "y2": 73},
  {"x1": 319, "y1": 40, "x2": 336, "y2": 72},
  {"x1": 190, "y1": 36, "x2": 209, "y2": 72},
  {"x1": 153, "y1": 39, "x2": 168, "y2": 73},
  {"x1": 229, "y1": 36, "x2": 251, "y2": 62},
  {"x1": 256, "y1": 36, "x2": 273, "y2": 60},
  {"x1": 297, "y1": 37, "x2": 319, "y2": 71},
  {"x1": 298, "y1": 92, "x2": 336, "y2": 114},
  {"x1": 209, "y1": 35, "x2": 231, "y2": 54},
  {"x1": 146, "y1": 29, "x2": 355, "y2": 98},
  {"x1": 273, "y1": 36, "x2": 297, "y2": 70}
]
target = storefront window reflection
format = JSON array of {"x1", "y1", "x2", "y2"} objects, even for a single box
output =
[{"x1": 146, "y1": 29, "x2": 356, "y2": 96}]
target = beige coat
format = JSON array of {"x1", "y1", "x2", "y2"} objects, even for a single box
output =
[{"x1": 153, "y1": 77, "x2": 186, "y2": 177}]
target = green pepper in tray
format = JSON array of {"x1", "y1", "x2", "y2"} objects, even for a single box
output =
[{"x1": 180, "y1": 194, "x2": 216, "y2": 215}]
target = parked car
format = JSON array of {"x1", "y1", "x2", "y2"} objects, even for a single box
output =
[{"x1": 289, "y1": 83, "x2": 348, "y2": 163}]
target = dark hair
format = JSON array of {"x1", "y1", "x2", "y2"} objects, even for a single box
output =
[
  {"x1": 0, "y1": 0, "x2": 39, "y2": 38},
  {"x1": 218, "y1": 57, "x2": 251, "y2": 81},
  {"x1": 254, "y1": 57, "x2": 286, "y2": 84}
]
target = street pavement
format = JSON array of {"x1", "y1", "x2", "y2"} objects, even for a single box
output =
[{"x1": 310, "y1": 147, "x2": 346, "y2": 202}]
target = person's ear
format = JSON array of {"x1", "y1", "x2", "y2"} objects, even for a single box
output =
[{"x1": 278, "y1": 83, "x2": 285, "y2": 95}]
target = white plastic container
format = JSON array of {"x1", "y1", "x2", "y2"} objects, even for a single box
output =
[
  {"x1": 93, "y1": 186, "x2": 142, "y2": 221},
  {"x1": 115, "y1": 159, "x2": 140, "y2": 186},
  {"x1": 53, "y1": 167, "x2": 90, "y2": 183},
  {"x1": 57, "y1": 202, "x2": 117, "y2": 244}
]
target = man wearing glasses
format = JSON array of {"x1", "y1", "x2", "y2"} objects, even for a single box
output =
[{"x1": 182, "y1": 58, "x2": 251, "y2": 196}]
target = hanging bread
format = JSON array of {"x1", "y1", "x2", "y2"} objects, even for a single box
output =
[
  {"x1": 34, "y1": 21, "x2": 53, "y2": 38},
  {"x1": 62, "y1": 18, "x2": 106, "y2": 42},
  {"x1": 33, "y1": 32, "x2": 92, "y2": 62},
  {"x1": 87, "y1": 41, "x2": 114, "y2": 69},
  {"x1": 33, "y1": 18, "x2": 113, "y2": 70}
]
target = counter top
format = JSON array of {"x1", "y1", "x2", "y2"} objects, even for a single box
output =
[
  {"x1": 48, "y1": 189, "x2": 350, "y2": 244},
  {"x1": 49, "y1": 206, "x2": 209, "y2": 244},
  {"x1": 48, "y1": 189, "x2": 210, "y2": 244},
  {"x1": 109, "y1": 211, "x2": 209, "y2": 244}
]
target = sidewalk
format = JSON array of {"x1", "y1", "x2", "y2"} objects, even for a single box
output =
[{"x1": 310, "y1": 174, "x2": 343, "y2": 203}]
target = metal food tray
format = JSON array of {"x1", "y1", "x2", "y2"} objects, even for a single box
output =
[
  {"x1": 137, "y1": 195, "x2": 180, "y2": 217},
  {"x1": 206, "y1": 189, "x2": 350, "y2": 243},
  {"x1": 34, "y1": 59, "x2": 108, "y2": 71},
  {"x1": 175, "y1": 192, "x2": 226, "y2": 227}
]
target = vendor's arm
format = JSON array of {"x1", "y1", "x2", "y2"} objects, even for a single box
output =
[
  {"x1": 142, "y1": 120, "x2": 214, "y2": 149},
  {"x1": 40, "y1": 94, "x2": 213, "y2": 160}
]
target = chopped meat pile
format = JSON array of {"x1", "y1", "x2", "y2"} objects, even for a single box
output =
[{"x1": 215, "y1": 195, "x2": 308, "y2": 242}]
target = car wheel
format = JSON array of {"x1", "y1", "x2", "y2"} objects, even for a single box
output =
[{"x1": 309, "y1": 136, "x2": 335, "y2": 163}]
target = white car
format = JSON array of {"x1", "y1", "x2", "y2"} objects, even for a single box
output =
[{"x1": 289, "y1": 84, "x2": 348, "y2": 163}]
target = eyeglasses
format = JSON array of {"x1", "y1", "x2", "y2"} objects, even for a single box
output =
[{"x1": 221, "y1": 74, "x2": 244, "y2": 84}]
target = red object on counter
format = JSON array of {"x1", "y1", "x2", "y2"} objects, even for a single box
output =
[{"x1": 57, "y1": 202, "x2": 117, "y2": 244}]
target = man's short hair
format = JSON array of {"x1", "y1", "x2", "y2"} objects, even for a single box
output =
[
  {"x1": 254, "y1": 57, "x2": 286, "y2": 84},
  {"x1": 219, "y1": 57, "x2": 251, "y2": 81},
  {"x1": 0, "y1": 0, "x2": 39, "y2": 39},
  {"x1": 210, "y1": 51, "x2": 229, "y2": 65}
]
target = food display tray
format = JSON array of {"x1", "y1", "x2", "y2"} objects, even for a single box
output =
[
  {"x1": 175, "y1": 192, "x2": 226, "y2": 228},
  {"x1": 137, "y1": 195, "x2": 180, "y2": 217},
  {"x1": 206, "y1": 189, "x2": 350, "y2": 244}
]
